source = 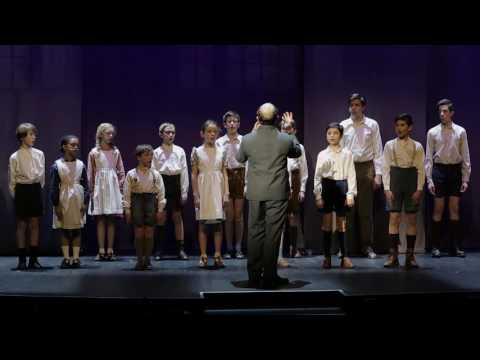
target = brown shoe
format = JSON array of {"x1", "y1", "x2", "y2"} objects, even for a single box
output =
[
  {"x1": 323, "y1": 256, "x2": 332, "y2": 269},
  {"x1": 384, "y1": 255, "x2": 400, "y2": 268},
  {"x1": 405, "y1": 252, "x2": 419, "y2": 269},
  {"x1": 340, "y1": 256, "x2": 354, "y2": 269},
  {"x1": 340, "y1": 257, "x2": 354, "y2": 269}
]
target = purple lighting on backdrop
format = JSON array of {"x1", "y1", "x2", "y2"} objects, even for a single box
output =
[{"x1": 0, "y1": 45, "x2": 477, "y2": 255}]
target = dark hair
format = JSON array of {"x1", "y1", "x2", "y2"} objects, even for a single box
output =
[
  {"x1": 223, "y1": 111, "x2": 240, "y2": 123},
  {"x1": 16, "y1": 123, "x2": 38, "y2": 142},
  {"x1": 326, "y1": 122, "x2": 344, "y2": 137},
  {"x1": 60, "y1": 135, "x2": 79, "y2": 153},
  {"x1": 349, "y1": 93, "x2": 367, "y2": 106},
  {"x1": 437, "y1": 98, "x2": 454, "y2": 112},
  {"x1": 135, "y1": 144, "x2": 154, "y2": 157},
  {"x1": 394, "y1": 113, "x2": 413, "y2": 126},
  {"x1": 201, "y1": 120, "x2": 219, "y2": 133}
]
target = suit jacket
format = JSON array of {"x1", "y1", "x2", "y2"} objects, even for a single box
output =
[{"x1": 236, "y1": 125, "x2": 302, "y2": 201}]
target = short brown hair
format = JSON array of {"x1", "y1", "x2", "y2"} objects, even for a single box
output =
[
  {"x1": 349, "y1": 93, "x2": 367, "y2": 106},
  {"x1": 223, "y1": 111, "x2": 240, "y2": 123},
  {"x1": 326, "y1": 122, "x2": 344, "y2": 137},
  {"x1": 16, "y1": 123, "x2": 38, "y2": 142},
  {"x1": 437, "y1": 98, "x2": 454, "y2": 112},
  {"x1": 135, "y1": 144, "x2": 154, "y2": 157}
]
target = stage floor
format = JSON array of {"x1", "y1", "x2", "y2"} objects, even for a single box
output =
[{"x1": 1, "y1": 253, "x2": 479, "y2": 300}]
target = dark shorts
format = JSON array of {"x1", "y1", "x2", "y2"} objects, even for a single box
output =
[
  {"x1": 14, "y1": 183, "x2": 43, "y2": 218},
  {"x1": 227, "y1": 168, "x2": 245, "y2": 199},
  {"x1": 432, "y1": 163, "x2": 462, "y2": 198},
  {"x1": 287, "y1": 169, "x2": 301, "y2": 214},
  {"x1": 131, "y1": 193, "x2": 157, "y2": 227},
  {"x1": 319, "y1": 178, "x2": 348, "y2": 217},
  {"x1": 61, "y1": 229, "x2": 81, "y2": 240},
  {"x1": 386, "y1": 166, "x2": 419, "y2": 213},
  {"x1": 162, "y1": 174, "x2": 183, "y2": 212}
]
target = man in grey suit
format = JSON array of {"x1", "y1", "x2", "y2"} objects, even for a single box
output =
[{"x1": 236, "y1": 103, "x2": 302, "y2": 289}]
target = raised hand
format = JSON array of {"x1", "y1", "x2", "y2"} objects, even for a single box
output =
[{"x1": 282, "y1": 111, "x2": 294, "y2": 124}]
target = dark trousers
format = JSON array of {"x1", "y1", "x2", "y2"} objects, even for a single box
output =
[
  {"x1": 346, "y1": 160, "x2": 374, "y2": 254},
  {"x1": 247, "y1": 200, "x2": 288, "y2": 283}
]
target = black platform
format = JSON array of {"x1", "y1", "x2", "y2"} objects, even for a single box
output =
[{"x1": 2, "y1": 253, "x2": 480, "y2": 319}]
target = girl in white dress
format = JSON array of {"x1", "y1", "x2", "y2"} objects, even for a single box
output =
[
  {"x1": 191, "y1": 120, "x2": 230, "y2": 268},
  {"x1": 87, "y1": 123, "x2": 125, "y2": 261},
  {"x1": 50, "y1": 135, "x2": 89, "y2": 269}
]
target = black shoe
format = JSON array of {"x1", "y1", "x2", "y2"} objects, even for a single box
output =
[
  {"x1": 16, "y1": 260, "x2": 27, "y2": 271},
  {"x1": 247, "y1": 278, "x2": 262, "y2": 288},
  {"x1": 28, "y1": 258, "x2": 43, "y2": 270},
  {"x1": 60, "y1": 258, "x2": 71, "y2": 269},
  {"x1": 274, "y1": 276, "x2": 289, "y2": 286},
  {"x1": 71, "y1": 259, "x2": 81, "y2": 268},
  {"x1": 261, "y1": 277, "x2": 289, "y2": 290},
  {"x1": 261, "y1": 280, "x2": 278, "y2": 290},
  {"x1": 134, "y1": 261, "x2": 144, "y2": 271}
]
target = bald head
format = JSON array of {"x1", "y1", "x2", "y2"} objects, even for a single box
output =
[{"x1": 257, "y1": 103, "x2": 278, "y2": 124}]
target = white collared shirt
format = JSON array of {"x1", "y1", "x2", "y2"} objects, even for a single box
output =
[
  {"x1": 216, "y1": 134, "x2": 245, "y2": 169},
  {"x1": 382, "y1": 137, "x2": 425, "y2": 191},
  {"x1": 313, "y1": 146, "x2": 357, "y2": 200},
  {"x1": 425, "y1": 122, "x2": 471, "y2": 185},
  {"x1": 288, "y1": 143, "x2": 308, "y2": 193},
  {"x1": 340, "y1": 116, "x2": 383, "y2": 175},
  {"x1": 123, "y1": 168, "x2": 166, "y2": 211},
  {"x1": 9, "y1": 147, "x2": 45, "y2": 197},
  {"x1": 152, "y1": 144, "x2": 189, "y2": 201}
]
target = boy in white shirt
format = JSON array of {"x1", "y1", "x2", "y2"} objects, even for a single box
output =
[
  {"x1": 152, "y1": 123, "x2": 189, "y2": 260},
  {"x1": 383, "y1": 114, "x2": 425, "y2": 268},
  {"x1": 314, "y1": 122, "x2": 356, "y2": 269},
  {"x1": 125, "y1": 145, "x2": 166, "y2": 270},
  {"x1": 426, "y1": 99, "x2": 471, "y2": 258},
  {"x1": 9, "y1": 123, "x2": 45, "y2": 270}
]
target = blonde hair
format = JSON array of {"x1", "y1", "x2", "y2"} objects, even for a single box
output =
[
  {"x1": 159, "y1": 122, "x2": 175, "y2": 134},
  {"x1": 95, "y1": 123, "x2": 116, "y2": 147},
  {"x1": 16, "y1": 123, "x2": 37, "y2": 142}
]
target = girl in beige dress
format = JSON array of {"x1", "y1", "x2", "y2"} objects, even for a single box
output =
[
  {"x1": 191, "y1": 120, "x2": 230, "y2": 269},
  {"x1": 87, "y1": 123, "x2": 126, "y2": 261}
]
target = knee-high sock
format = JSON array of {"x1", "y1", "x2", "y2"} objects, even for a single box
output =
[
  {"x1": 337, "y1": 231, "x2": 346, "y2": 258},
  {"x1": 144, "y1": 235, "x2": 154, "y2": 258},
  {"x1": 225, "y1": 220, "x2": 234, "y2": 252},
  {"x1": 29, "y1": 246, "x2": 39, "y2": 261},
  {"x1": 134, "y1": 238, "x2": 144, "y2": 261},
  {"x1": 450, "y1": 220, "x2": 462, "y2": 250},
  {"x1": 323, "y1": 231, "x2": 332, "y2": 257},
  {"x1": 18, "y1": 248, "x2": 27, "y2": 262},
  {"x1": 176, "y1": 239, "x2": 185, "y2": 253},
  {"x1": 234, "y1": 219, "x2": 243, "y2": 252},
  {"x1": 431, "y1": 220, "x2": 442, "y2": 250},
  {"x1": 155, "y1": 225, "x2": 165, "y2": 254},
  {"x1": 389, "y1": 233, "x2": 400, "y2": 251},
  {"x1": 406, "y1": 235, "x2": 416, "y2": 251}
]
